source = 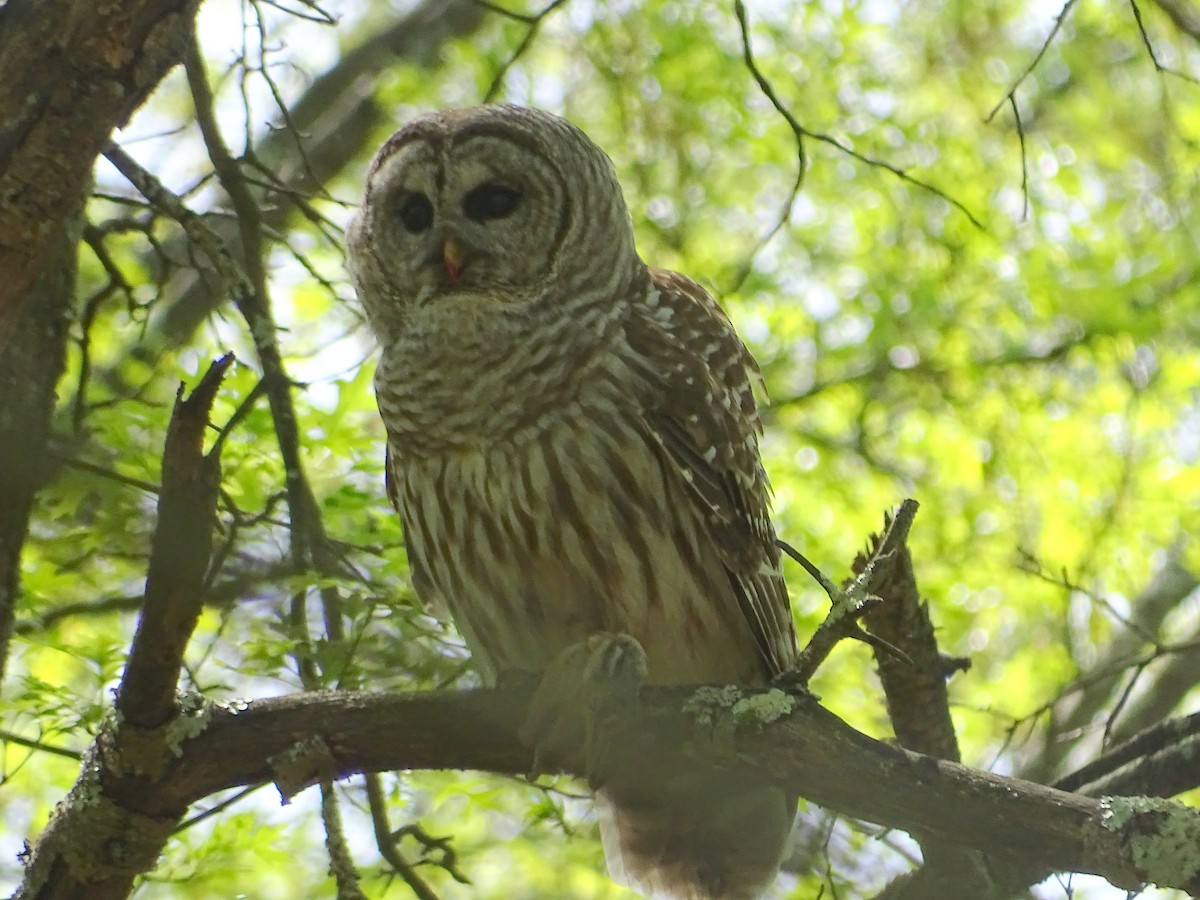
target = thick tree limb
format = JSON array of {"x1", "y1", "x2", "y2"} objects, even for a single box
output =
[
  {"x1": 1056, "y1": 712, "x2": 1200, "y2": 799},
  {"x1": 16, "y1": 359, "x2": 231, "y2": 900},
  {"x1": 0, "y1": 0, "x2": 201, "y2": 326},
  {"x1": 0, "y1": 0, "x2": 202, "y2": 675},
  {"x1": 850, "y1": 504, "x2": 993, "y2": 899},
  {"x1": 0, "y1": 224, "x2": 75, "y2": 680},
  {"x1": 17, "y1": 684, "x2": 1200, "y2": 899}
]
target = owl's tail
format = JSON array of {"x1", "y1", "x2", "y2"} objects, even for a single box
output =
[{"x1": 598, "y1": 779, "x2": 795, "y2": 899}]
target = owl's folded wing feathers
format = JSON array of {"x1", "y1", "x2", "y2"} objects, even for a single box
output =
[{"x1": 624, "y1": 268, "x2": 797, "y2": 679}]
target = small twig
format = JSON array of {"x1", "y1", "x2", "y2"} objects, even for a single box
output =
[
  {"x1": 735, "y1": 0, "x2": 983, "y2": 231},
  {"x1": 210, "y1": 375, "x2": 268, "y2": 457},
  {"x1": 247, "y1": 3, "x2": 337, "y2": 197},
  {"x1": 986, "y1": 0, "x2": 1080, "y2": 122},
  {"x1": 778, "y1": 538, "x2": 839, "y2": 599},
  {"x1": 727, "y1": 160, "x2": 805, "y2": 294},
  {"x1": 0, "y1": 730, "x2": 83, "y2": 761},
  {"x1": 394, "y1": 824, "x2": 472, "y2": 885},
  {"x1": 780, "y1": 500, "x2": 920, "y2": 686},
  {"x1": 483, "y1": 0, "x2": 571, "y2": 102},
  {"x1": 175, "y1": 783, "x2": 267, "y2": 832},
  {"x1": 257, "y1": 0, "x2": 337, "y2": 25},
  {"x1": 57, "y1": 454, "x2": 161, "y2": 494},
  {"x1": 364, "y1": 774, "x2": 442, "y2": 900},
  {"x1": 1010, "y1": 95, "x2": 1030, "y2": 220},
  {"x1": 1129, "y1": 0, "x2": 1200, "y2": 82},
  {"x1": 15, "y1": 594, "x2": 144, "y2": 634},
  {"x1": 1101, "y1": 660, "x2": 1150, "y2": 750},
  {"x1": 1016, "y1": 550, "x2": 1162, "y2": 647},
  {"x1": 469, "y1": 0, "x2": 540, "y2": 23},
  {"x1": 733, "y1": 0, "x2": 807, "y2": 175}
]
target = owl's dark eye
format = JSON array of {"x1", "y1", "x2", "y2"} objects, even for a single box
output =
[
  {"x1": 463, "y1": 182, "x2": 522, "y2": 222},
  {"x1": 396, "y1": 191, "x2": 434, "y2": 233}
]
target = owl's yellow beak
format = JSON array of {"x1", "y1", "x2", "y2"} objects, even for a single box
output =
[{"x1": 441, "y1": 237, "x2": 466, "y2": 282}]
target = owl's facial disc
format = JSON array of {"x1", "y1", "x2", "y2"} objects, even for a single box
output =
[{"x1": 359, "y1": 131, "x2": 566, "y2": 311}]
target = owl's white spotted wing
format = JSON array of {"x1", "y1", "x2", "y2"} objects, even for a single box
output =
[{"x1": 624, "y1": 268, "x2": 797, "y2": 678}]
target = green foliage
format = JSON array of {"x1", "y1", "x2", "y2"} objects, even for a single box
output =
[{"x1": 5, "y1": 0, "x2": 1200, "y2": 897}]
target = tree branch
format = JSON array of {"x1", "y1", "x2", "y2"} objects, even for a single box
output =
[
  {"x1": 115, "y1": 355, "x2": 233, "y2": 730},
  {"x1": 132, "y1": 0, "x2": 488, "y2": 351},
  {"x1": 0, "y1": 0, "x2": 201, "y2": 326},
  {"x1": 1023, "y1": 554, "x2": 1199, "y2": 783},
  {"x1": 0, "y1": 223, "x2": 74, "y2": 680},
  {"x1": 16, "y1": 357, "x2": 233, "y2": 900},
  {"x1": 24, "y1": 685, "x2": 1200, "y2": 899},
  {"x1": 857, "y1": 504, "x2": 962, "y2": 762},
  {"x1": 1150, "y1": 0, "x2": 1200, "y2": 42},
  {"x1": 734, "y1": 0, "x2": 984, "y2": 231},
  {"x1": 851, "y1": 504, "x2": 992, "y2": 900}
]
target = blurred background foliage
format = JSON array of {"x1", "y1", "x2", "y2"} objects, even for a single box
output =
[{"x1": 4, "y1": 0, "x2": 1200, "y2": 896}]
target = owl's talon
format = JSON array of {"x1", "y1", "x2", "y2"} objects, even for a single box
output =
[
  {"x1": 520, "y1": 632, "x2": 647, "y2": 783},
  {"x1": 496, "y1": 667, "x2": 539, "y2": 692}
]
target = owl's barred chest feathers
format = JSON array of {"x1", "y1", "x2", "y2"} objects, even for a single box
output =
[
  {"x1": 380, "y1": 292, "x2": 769, "y2": 686},
  {"x1": 374, "y1": 286, "x2": 625, "y2": 453}
]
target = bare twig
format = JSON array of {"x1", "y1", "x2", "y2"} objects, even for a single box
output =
[
  {"x1": 727, "y1": 159, "x2": 806, "y2": 294},
  {"x1": 783, "y1": 500, "x2": 921, "y2": 686},
  {"x1": 175, "y1": 784, "x2": 268, "y2": 832},
  {"x1": 15, "y1": 594, "x2": 144, "y2": 634},
  {"x1": 1130, "y1": 0, "x2": 1200, "y2": 82},
  {"x1": 1010, "y1": 95, "x2": 1030, "y2": 219},
  {"x1": 56, "y1": 454, "x2": 161, "y2": 494},
  {"x1": 483, "y1": 0, "x2": 572, "y2": 102},
  {"x1": 258, "y1": 0, "x2": 337, "y2": 25},
  {"x1": 734, "y1": 0, "x2": 984, "y2": 231},
  {"x1": 0, "y1": 729, "x2": 82, "y2": 761},
  {"x1": 469, "y1": 0, "x2": 539, "y2": 23},
  {"x1": 364, "y1": 774, "x2": 443, "y2": 900},
  {"x1": 986, "y1": 0, "x2": 1080, "y2": 122}
]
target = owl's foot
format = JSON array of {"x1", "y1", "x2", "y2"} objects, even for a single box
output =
[
  {"x1": 495, "y1": 668, "x2": 540, "y2": 692},
  {"x1": 520, "y1": 632, "x2": 647, "y2": 785}
]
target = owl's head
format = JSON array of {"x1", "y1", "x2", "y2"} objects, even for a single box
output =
[{"x1": 346, "y1": 105, "x2": 639, "y2": 341}]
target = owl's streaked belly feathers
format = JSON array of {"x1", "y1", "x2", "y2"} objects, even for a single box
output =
[{"x1": 388, "y1": 372, "x2": 767, "y2": 686}]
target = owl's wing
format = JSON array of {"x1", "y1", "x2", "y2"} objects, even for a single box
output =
[{"x1": 624, "y1": 268, "x2": 797, "y2": 678}]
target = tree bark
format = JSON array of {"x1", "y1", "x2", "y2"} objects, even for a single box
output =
[
  {"x1": 0, "y1": 224, "x2": 75, "y2": 679},
  {"x1": 16, "y1": 685, "x2": 1200, "y2": 899},
  {"x1": 0, "y1": 0, "x2": 204, "y2": 677},
  {"x1": 0, "y1": 0, "x2": 202, "y2": 327}
]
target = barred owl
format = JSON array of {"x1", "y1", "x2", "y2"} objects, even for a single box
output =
[{"x1": 346, "y1": 105, "x2": 798, "y2": 899}]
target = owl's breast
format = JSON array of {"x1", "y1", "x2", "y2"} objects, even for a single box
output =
[
  {"x1": 389, "y1": 387, "x2": 767, "y2": 687},
  {"x1": 374, "y1": 297, "x2": 623, "y2": 454}
]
